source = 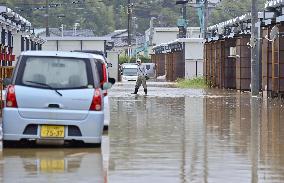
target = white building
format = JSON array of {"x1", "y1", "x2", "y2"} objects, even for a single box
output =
[
  {"x1": 41, "y1": 37, "x2": 111, "y2": 52},
  {"x1": 145, "y1": 27, "x2": 202, "y2": 46}
]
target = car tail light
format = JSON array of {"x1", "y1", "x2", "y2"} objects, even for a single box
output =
[
  {"x1": 89, "y1": 89, "x2": 102, "y2": 111},
  {"x1": 103, "y1": 90, "x2": 108, "y2": 96},
  {"x1": 100, "y1": 64, "x2": 108, "y2": 86},
  {"x1": 6, "y1": 85, "x2": 18, "y2": 108}
]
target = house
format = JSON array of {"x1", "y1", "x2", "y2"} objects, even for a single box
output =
[{"x1": 105, "y1": 29, "x2": 145, "y2": 55}]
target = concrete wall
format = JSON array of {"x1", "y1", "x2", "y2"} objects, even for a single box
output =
[
  {"x1": 146, "y1": 27, "x2": 202, "y2": 46},
  {"x1": 184, "y1": 38, "x2": 204, "y2": 79},
  {"x1": 153, "y1": 31, "x2": 179, "y2": 46},
  {"x1": 185, "y1": 59, "x2": 203, "y2": 79},
  {"x1": 82, "y1": 41, "x2": 105, "y2": 51},
  {"x1": 184, "y1": 39, "x2": 204, "y2": 60},
  {"x1": 42, "y1": 40, "x2": 57, "y2": 51}
]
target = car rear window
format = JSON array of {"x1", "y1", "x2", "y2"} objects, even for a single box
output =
[{"x1": 16, "y1": 56, "x2": 95, "y2": 89}]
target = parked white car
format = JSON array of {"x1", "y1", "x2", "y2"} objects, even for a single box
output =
[
  {"x1": 73, "y1": 50, "x2": 115, "y2": 130},
  {"x1": 2, "y1": 51, "x2": 112, "y2": 147}
]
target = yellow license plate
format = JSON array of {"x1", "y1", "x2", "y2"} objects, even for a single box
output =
[
  {"x1": 40, "y1": 159, "x2": 65, "y2": 172},
  {"x1": 41, "y1": 125, "x2": 65, "y2": 138}
]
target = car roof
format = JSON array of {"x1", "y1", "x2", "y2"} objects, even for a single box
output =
[
  {"x1": 73, "y1": 50, "x2": 105, "y2": 56},
  {"x1": 21, "y1": 51, "x2": 103, "y2": 60},
  {"x1": 72, "y1": 50, "x2": 106, "y2": 63}
]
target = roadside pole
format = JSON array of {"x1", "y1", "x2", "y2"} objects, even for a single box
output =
[
  {"x1": 127, "y1": 0, "x2": 132, "y2": 59},
  {"x1": 45, "y1": 0, "x2": 50, "y2": 37},
  {"x1": 251, "y1": 0, "x2": 259, "y2": 95},
  {"x1": 203, "y1": 0, "x2": 208, "y2": 39}
]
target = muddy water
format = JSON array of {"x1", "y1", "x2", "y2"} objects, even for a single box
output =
[
  {"x1": 0, "y1": 83, "x2": 284, "y2": 183},
  {"x1": 0, "y1": 148, "x2": 105, "y2": 183},
  {"x1": 109, "y1": 85, "x2": 284, "y2": 183}
]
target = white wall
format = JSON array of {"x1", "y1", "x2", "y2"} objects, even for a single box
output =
[
  {"x1": 59, "y1": 41, "x2": 81, "y2": 51},
  {"x1": 184, "y1": 39, "x2": 204, "y2": 60},
  {"x1": 153, "y1": 31, "x2": 178, "y2": 45},
  {"x1": 82, "y1": 41, "x2": 105, "y2": 51},
  {"x1": 185, "y1": 59, "x2": 203, "y2": 79},
  {"x1": 42, "y1": 40, "x2": 105, "y2": 52},
  {"x1": 149, "y1": 27, "x2": 202, "y2": 46},
  {"x1": 183, "y1": 38, "x2": 204, "y2": 79},
  {"x1": 42, "y1": 40, "x2": 57, "y2": 51}
]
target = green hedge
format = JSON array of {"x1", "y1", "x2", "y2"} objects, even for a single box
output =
[{"x1": 176, "y1": 77, "x2": 207, "y2": 89}]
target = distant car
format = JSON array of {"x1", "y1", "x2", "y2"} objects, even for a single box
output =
[
  {"x1": 73, "y1": 50, "x2": 116, "y2": 130},
  {"x1": 2, "y1": 51, "x2": 112, "y2": 147},
  {"x1": 121, "y1": 63, "x2": 138, "y2": 82}
]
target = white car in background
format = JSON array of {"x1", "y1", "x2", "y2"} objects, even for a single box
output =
[
  {"x1": 121, "y1": 63, "x2": 138, "y2": 82},
  {"x1": 73, "y1": 50, "x2": 115, "y2": 130}
]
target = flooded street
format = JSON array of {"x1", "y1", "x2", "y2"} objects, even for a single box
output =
[
  {"x1": 1, "y1": 82, "x2": 284, "y2": 182},
  {"x1": 108, "y1": 83, "x2": 284, "y2": 183}
]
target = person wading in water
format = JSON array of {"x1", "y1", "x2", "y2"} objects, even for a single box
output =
[{"x1": 131, "y1": 58, "x2": 148, "y2": 95}]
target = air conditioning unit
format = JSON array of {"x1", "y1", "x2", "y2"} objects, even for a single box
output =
[
  {"x1": 228, "y1": 47, "x2": 239, "y2": 58},
  {"x1": 230, "y1": 47, "x2": 236, "y2": 55}
]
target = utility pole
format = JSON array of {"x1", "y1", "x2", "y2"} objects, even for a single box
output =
[
  {"x1": 45, "y1": 0, "x2": 50, "y2": 37},
  {"x1": 251, "y1": 0, "x2": 259, "y2": 95},
  {"x1": 203, "y1": 0, "x2": 208, "y2": 39},
  {"x1": 127, "y1": 0, "x2": 132, "y2": 48},
  {"x1": 176, "y1": 0, "x2": 189, "y2": 38}
]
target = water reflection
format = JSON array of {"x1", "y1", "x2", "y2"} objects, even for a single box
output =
[
  {"x1": 0, "y1": 147, "x2": 105, "y2": 183},
  {"x1": 109, "y1": 91, "x2": 284, "y2": 183}
]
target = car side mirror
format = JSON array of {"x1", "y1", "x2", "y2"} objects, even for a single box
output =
[
  {"x1": 103, "y1": 82, "x2": 112, "y2": 90},
  {"x1": 3, "y1": 78, "x2": 11, "y2": 87},
  {"x1": 108, "y1": 77, "x2": 116, "y2": 85}
]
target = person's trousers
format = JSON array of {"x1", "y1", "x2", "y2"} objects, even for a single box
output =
[{"x1": 135, "y1": 76, "x2": 147, "y2": 89}]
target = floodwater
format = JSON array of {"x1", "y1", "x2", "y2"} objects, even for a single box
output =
[
  {"x1": 108, "y1": 83, "x2": 284, "y2": 183},
  {"x1": 0, "y1": 82, "x2": 284, "y2": 183}
]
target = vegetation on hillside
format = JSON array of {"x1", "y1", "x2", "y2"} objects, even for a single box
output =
[{"x1": 0, "y1": 0, "x2": 267, "y2": 36}]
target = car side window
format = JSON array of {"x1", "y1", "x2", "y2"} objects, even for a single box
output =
[
  {"x1": 91, "y1": 59, "x2": 101, "y2": 88},
  {"x1": 95, "y1": 61, "x2": 103, "y2": 82}
]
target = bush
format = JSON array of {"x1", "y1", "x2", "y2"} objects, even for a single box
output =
[{"x1": 176, "y1": 77, "x2": 207, "y2": 89}]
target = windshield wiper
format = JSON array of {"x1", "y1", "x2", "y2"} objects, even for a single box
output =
[{"x1": 25, "y1": 81, "x2": 63, "y2": 97}]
